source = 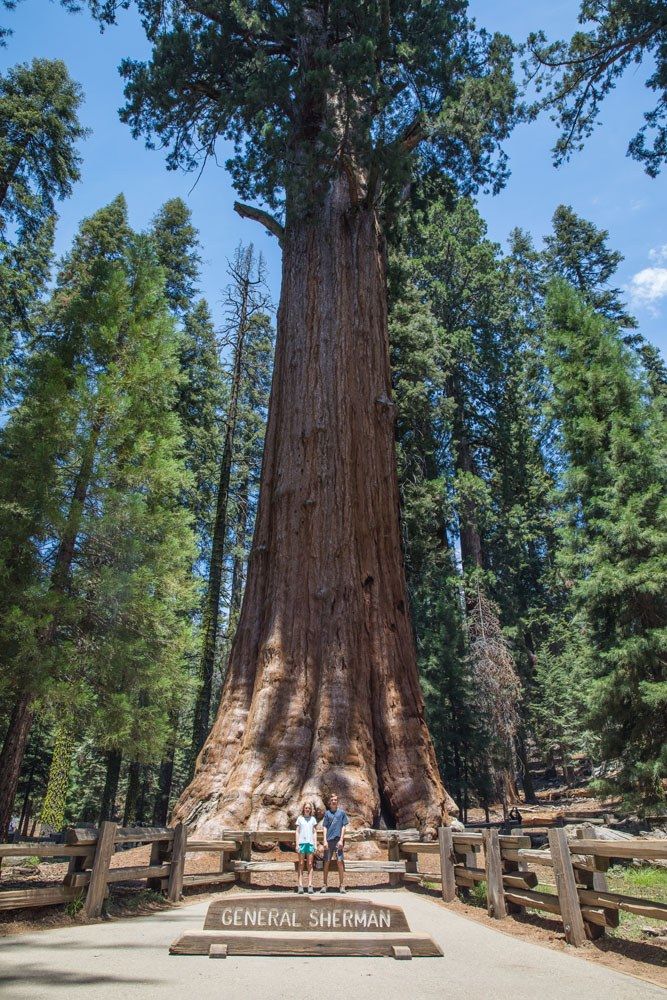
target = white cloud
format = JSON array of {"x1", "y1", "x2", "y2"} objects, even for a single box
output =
[
  {"x1": 648, "y1": 245, "x2": 667, "y2": 266},
  {"x1": 628, "y1": 266, "x2": 667, "y2": 315}
]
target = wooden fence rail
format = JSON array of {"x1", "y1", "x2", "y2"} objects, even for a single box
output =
[
  {"x1": 1, "y1": 823, "x2": 665, "y2": 948},
  {"x1": 398, "y1": 826, "x2": 667, "y2": 947}
]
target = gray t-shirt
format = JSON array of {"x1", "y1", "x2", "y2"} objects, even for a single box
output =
[{"x1": 323, "y1": 808, "x2": 349, "y2": 843}]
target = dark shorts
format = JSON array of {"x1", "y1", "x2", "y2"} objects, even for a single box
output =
[{"x1": 324, "y1": 841, "x2": 344, "y2": 863}]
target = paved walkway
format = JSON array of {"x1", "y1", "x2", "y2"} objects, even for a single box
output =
[{"x1": 0, "y1": 890, "x2": 662, "y2": 1000}]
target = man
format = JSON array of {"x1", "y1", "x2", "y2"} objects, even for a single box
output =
[{"x1": 320, "y1": 793, "x2": 349, "y2": 894}]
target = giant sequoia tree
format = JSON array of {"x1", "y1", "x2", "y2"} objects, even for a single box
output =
[{"x1": 82, "y1": 0, "x2": 516, "y2": 833}]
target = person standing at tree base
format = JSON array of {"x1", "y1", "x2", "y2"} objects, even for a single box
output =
[
  {"x1": 321, "y1": 794, "x2": 348, "y2": 894},
  {"x1": 295, "y1": 801, "x2": 317, "y2": 895}
]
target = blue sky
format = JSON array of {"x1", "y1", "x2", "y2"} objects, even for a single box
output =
[{"x1": 2, "y1": 0, "x2": 666, "y2": 354}]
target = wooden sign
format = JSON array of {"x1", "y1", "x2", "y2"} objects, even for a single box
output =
[
  {"x1": 170, "y1": 893, "x2": 442, "y2": 959},
  {"x1": 204, "y1": 895, "x2": 410, "y2": 933}
]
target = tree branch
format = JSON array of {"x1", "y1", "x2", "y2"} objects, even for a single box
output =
[
  {"x1": 233, "y1": 201, "x2": 284, "y2": 242},
  {"x1": 398, "y1": 115, "x2": 427, "y2": 152}
]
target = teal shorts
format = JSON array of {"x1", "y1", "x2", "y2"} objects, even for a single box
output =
[{"x1": 298, "y1": 843, "x2": 315, "y2": 856}]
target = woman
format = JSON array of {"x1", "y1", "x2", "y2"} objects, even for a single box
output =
[{"x1": 295, "y1": 801, "x2": 317, "y2": 894}]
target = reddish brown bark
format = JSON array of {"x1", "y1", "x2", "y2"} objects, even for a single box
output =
[
  {"x1": 0, "y1": 690, "x2": 35, "y2": 839},
  {"x1": 174, "y1": 177, "x2": 454, "y2": 836}
]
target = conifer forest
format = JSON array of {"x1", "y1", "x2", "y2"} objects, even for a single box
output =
[{"x1": 0, "y1": 0, "x2": 665, "y2": 840}]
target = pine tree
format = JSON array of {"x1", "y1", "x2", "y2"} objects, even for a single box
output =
[
  {"x1": 388, "y1": 245, "x2": 480, "y2": 818},
  {"x1": 544, "y1": 205, "x2": 635, "y2": 328},
  {"x1": 0, "y1": 197, "x2": 197, "y2": 834},
  {"x1": 405, "y1": 196, "x2": 524, "y2": 811},
  {"x1": 148, "y1": 198, "x2": 223, "y2": 823},
  {"x1": 0, "y1": 58, "x2": 85, "y2": 395},
  {"x1": 0, "y1": 196, "x2": 133, "y2": 836},
  {"x1": 544, "y1": 280, "x2": 667, "y2": 806}
]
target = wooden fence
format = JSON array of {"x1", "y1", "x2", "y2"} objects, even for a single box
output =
[
  {"x1": 1, "y1": 822, "x2": 665, "y2": 946},
  {"x1": 402, "y1": 824, "x2": 667, "y2": 946}
]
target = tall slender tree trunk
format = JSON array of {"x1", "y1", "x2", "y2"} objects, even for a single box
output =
[
  {"x1": 174, "y1": 177, "x2": 453, "y2": 836},
  {"x1": 0, "y1": 420, "x2": 100, "y2": 838},
  {"x1": 229, "y1": 472, "x2": 249, "y2": 627},
  {"x1": 123, "y1": 761, "x2": 141, "y2": 826},
  {"x1": 153, "y1": 707, "x2": 179, "y2": 826},
  {"x1": 99, "y1": 750, "x2": 122, "y2": 823},
  {"x1": 191, "y1": 291, "x2": 249, "y2": 759},
  {"x1": 0, "y1": 690, "x2": 34, "y2": 838}
]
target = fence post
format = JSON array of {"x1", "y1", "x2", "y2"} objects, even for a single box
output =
[
  {"x1": 548, "y1": 828, "x2": 587, "y2": 947},
  {"x1": 147, "y1": 831, "x2": 170, "y2": 893},
  {"x1": 483, "y1": 829, "x2": 506, "y2": 920},
  {"x1": 167, "y1": 823, "x2": 187, "y2": 903},
  {"x1": 84, "y1": 821, "x2": 116, "y2": 918},
  {"x1": 239, "y1": 832, "x2": 252, "y2": 885},
  {"x1": 438, "y1": 826, "x2": 456, "y2": 902},
  {"x1": 388, "y1": 835, "x2": 402, "y2": 886},
  {"x1": 575, "y1": 824, "x2": 612, "y2": 940}
]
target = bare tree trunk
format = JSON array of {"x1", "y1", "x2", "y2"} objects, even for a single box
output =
[
  {"x1": 0, "y1": 690, "x2": 34, "y2": 838},
  {"x1": 174, "y1": 178, "x2": 453, "y2": 836},
  {"x1": 99, "y1": 750, "x2": 122, "y2": 824},
  {"x1": 516, "y1": 730, "x2": 537, "y2": 804},
  {"x1": 153, "y1": 708, "x2": 178, "y2": 826},
  {"x1": 123, "y1": 761, "x2": 141, "y2": 826},
  {"x1": 191, "y1": 276, "x2": 251, "y2": 759},
  {"x1": 229, "y1": 472, "x2": 249, "y2": 628}
]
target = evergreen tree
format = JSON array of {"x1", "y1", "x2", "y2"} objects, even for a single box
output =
[
  {"x1": 148, "y1": 199, "x2": 223, "y2": 821},
  {"x1": 544, "y1": 280, "x2": 667, "y2": 806},
  {"x1": 525, "y1": 0, "x2": 667, "y2": 176},
  {"x1": 150, "y1": 197, "x2": 202, "y2": 317},
  {"x1": 544, "y1": 205, "x2": 636, "y2": 328},
  {"x1": 389, "y1": 246, "x2": 480, "y2": 817},
  {"x1": 0, "y1": 57, "x2": 85, "y2": 395},
  {"x1": 0, "y1": 197, "x2": 197, "y2": 833}
]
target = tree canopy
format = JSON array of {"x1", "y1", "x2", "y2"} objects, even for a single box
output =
[
  {"x1": 77, "y1": 0, "x2": 517, "y2": 217},
  {"x1": 524, "y1": 0, "x2": 667, "y2": 176}
]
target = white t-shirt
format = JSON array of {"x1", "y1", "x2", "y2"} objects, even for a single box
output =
[{"x1": 296, "y1": 814, "x2": 317, "y2": 847}]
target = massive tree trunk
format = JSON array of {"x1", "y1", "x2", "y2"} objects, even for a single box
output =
[{"x1": 174, "y1": 177, "x2": 453, "y2": 836}]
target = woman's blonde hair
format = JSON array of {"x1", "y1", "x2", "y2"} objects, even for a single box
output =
[{"x1": 302, "y1": 800, "x2": 314, "y2": 815}]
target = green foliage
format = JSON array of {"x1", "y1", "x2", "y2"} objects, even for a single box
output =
[
  {"x1": 544, "y1": 205, "x2": 636, "y2": 328},
  {"x1": 75, "y1": 0, "x2": 517, "y2": 214},
  {"x1": 0, "y1": 195, "x2": 199, "y2": 824},
  {"x1": 0, "y1": 57, "x2": 85, "y2": 398},
  {"x1": 544, "y1": 280, "x2": 667, "y2": 806},
  {"x1": 524, "y1": 0, "x2": 667, "y2": 176},
  {"x1": 65, "y1": 891, "x2": 85, "y2": 918}
]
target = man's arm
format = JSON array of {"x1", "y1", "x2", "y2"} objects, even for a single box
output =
[{"x1": 338, "y1": 812, "x2": 349, "y2": 850}]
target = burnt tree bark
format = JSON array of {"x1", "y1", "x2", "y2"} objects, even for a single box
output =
[{"x1": 174, "y1": 178, "x2": 454, "y2": 836}]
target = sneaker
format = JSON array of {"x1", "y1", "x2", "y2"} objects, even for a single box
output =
[
  {"x1": 297, "y1": 885, "x2": 304, "y2": 894},
  {"x1": 339, "y1": 886, "x2": 347, "y2": 894},
  {"x1": 319, "y1": 886, "x2": 327, "y2": 894},
  {"x1": 307, "y1": 886, "x2": 314, "y2": 894}
]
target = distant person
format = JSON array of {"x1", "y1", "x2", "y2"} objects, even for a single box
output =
[
  {"x1": 295, "y1": 801, "x2": 317, "y2": 894},
  {"x1": 320, "y1": 793, "x2": 348, "y2": 894}
]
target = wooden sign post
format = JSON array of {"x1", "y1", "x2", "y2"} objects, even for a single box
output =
[{"x1": 170, "y1": 894, "x2": 443, "y2": 959}]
